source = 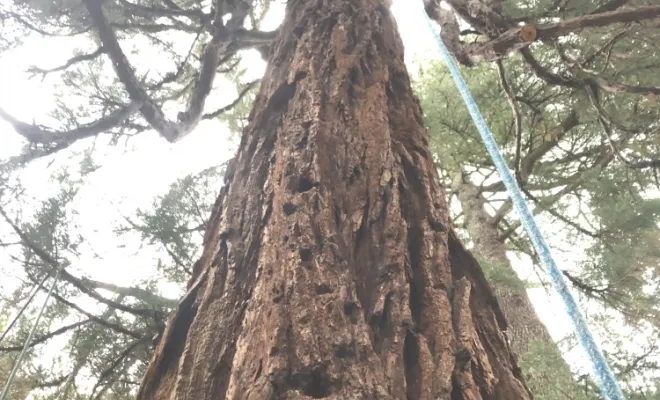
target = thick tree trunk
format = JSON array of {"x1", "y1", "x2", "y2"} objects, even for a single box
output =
[
  {"x1": 452, "y1": 173, "x2": 577, "y2": 397},
  {"x1": 136, "y1": 1, "x2": 530, "y2": 398}
]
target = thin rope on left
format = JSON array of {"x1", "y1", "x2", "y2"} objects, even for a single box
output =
[
  {"x1": 0, "y1": 273, "x2": 50, "y2": 345},
  {"x1": 0, "y1": 267, "x2": 62, "y2": 400}
]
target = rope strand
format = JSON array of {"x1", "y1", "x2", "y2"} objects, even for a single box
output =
[{"x1": 1, "y1": 267, "x2": 62, "y2": 400}]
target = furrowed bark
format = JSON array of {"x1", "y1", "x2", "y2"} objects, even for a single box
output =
[{"x1": 137, "y1": 0, "x2": 531, "y2": 398}]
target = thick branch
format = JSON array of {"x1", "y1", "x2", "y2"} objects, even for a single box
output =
[
  {"x1": 537, "y1": 6, "x2": 660, "y2": 40},
  {"x1": 429, "y1": 4, "x2": 660, "y2": 65},
  {"x1": 80, "y1": 278, "x2": 178, "y2": 308},
  {"x1": 83, "y1": 0, "x2": 276, "y2": 143},
  {"x1": 115, "y1": 0, "x2": 208, "y2": 20}
]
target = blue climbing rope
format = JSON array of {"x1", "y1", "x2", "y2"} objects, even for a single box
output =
[{"x1": 414, "y1": 2, "x2": 625, "y2": 399}]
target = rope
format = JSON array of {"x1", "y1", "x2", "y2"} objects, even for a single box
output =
[
  {"x1": 414, "y1": 2, "x2": 625, "y2": 399},
  {"x1": 0, "y1": 273, "x2": 50, "y2": 345},
  {"x1": 0, "y1": 267, "x2": 62, "y2": 400}
]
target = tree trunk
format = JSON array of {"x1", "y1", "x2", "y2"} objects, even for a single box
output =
[
  {"x1": 452, "y1": 173, "x2": 577, "y2": 397},
  {"x1": 136, "y1": 1, "x2": 530, "y2": 398}
]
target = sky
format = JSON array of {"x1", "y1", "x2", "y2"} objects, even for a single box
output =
[{"x1": 0, "y1": 0, "x2": 644, "y2": 392}]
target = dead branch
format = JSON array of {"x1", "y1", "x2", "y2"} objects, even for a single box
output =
[
  {"x1": 27, "y1": 47, "x2": 105, "y2": 79},
  {"x1": 0, "y1": 320, "x2": 91, "y2": 352},
  {"x1": 0, "y1": 102, "x2": 140, "y2": 145}
]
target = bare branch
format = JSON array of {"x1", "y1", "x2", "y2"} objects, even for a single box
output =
[
  {"x1": 110, "y1": 22, "x2": 199, "y2": 34},
  {"x1": 590, "y1": 0, "x2": 632, "y2": 14},
  {"x1": 115, "y1": 0, "x2": 208, "y2": 20},
  {"x1": 79, "y1": 278, "x2": 178, "y2": 308},
  {"x1": 495, "y1": 60, "x2": 523, "y2": 183},
  {"x1": 202, "y1": 79, "x2": 260, "y2": 119},
  {"x1": 2, "y1": 10, "x2": 91, "y2": 37},
  {"x1": 27, "y1": 47, "x2": 105, "y2": 79},
  {"x1": 537, "y1": 6, "x2": 660, "y2": 40},
  {"x1": 0, "y1": 102, "x2": 141, "y2": 145},
  {"x1": 594, "y1": 77, "x2": 660, "y2": 96},
  {"x1": 47, "y1": 291, "x2": 144, "y2": 340},
  {"x1": 0, "y1": 320, "x2": 91, "y2": 352}
]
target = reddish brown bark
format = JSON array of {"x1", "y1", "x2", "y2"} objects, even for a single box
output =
[{"x1": 136, "y1": 0, "x2": 531, "y2": 398}]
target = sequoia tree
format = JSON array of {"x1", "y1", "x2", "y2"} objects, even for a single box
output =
[{"x1": 133, "y1": 0, "x2": 530, "y2": 398}]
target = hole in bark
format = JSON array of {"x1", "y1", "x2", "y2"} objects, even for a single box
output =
[
  {"x1": 454, "y1": 346, "x2": 472, "y2": 370},
  {"x1": 273, "y1": 285, "x2": 284, "y2": 303},
  {"x1": 407, "y1": 225, "x2": 424, "y2": 325},
  {"x1": 333, "y1": 341, "x2": 355, "y2": 359},
  {"x1": 354, "y1": 207, "x2": 368, "y2": 250},
  {"x1": 315, "y1": 283, "x2": 333, "y2": 295},
  {"x1": 376, "y1": 4, "x2": 389, "y2": 16},
  {"x1": 333, "y1": 204, "x2": 342, "y2": 227},
  {"x1": 404, "y1": 330, "x2": 422, "y2": 400},
  {"x1": 429, "y1": 219, "x2": 445, "y2": 232},
  {"x1": 343, "y1": 301, "x2": 359, "y2": 324},
  {"x1": 296, "y1": 177, "x2": 316, "y2": 193},
  {"x1": 347, "y1": 68, "x2": 357, "y2": 100},
  {"x1": 299, "y1": 248, "x2": 313, "y2": 262},
  {"x1": 283, "y1": 202, "x2": 297, "y2": 215},
  {"x1": 291, "y1": 367, "x2": 331, "y2": 398},
  {"x1": 296, "y1": 133, "x2": 308, "y2": 150}
]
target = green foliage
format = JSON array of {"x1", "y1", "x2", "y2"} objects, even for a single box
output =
[
  {"x1": 519, "y1": 340, "x2": 595, "y2": 400},
  {"x1": 414, "y1": 0, "x2": 660, "y2": 394},
  {"x1": 117, "y1": 165, "x2": 224, "y2": 285},
  {"x1": 473, "y1": 254, "x2": 528, "y2": 290}
]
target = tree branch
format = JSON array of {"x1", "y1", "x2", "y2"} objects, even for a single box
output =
[
  {"x1": 0, "y1": 206, "x2": 159, "y2": 318},
  {"x1": 428, "y1": 3, "x2": 660, "y2": 65},
  {"x1": 83, "y1": 0, "x2": 276, "y2": 143},
  {"x1": 537, "y1": 6, "x2": 660, "y2": 41},
  {"x1": 79, "y1": 278, "x2": 178, "y2": 308},
  {"x1": 202, "y1": 79, "x2": 260, "y2": 119},
  {"x1": 590, "y1": 0, "x2": 632, "y2": 14},
  {"x1": 496, "y1": 60, "x2": 523, "y2": 183},
  {"x1": 0, "y1": 320, "x2": 91, "y2": 352},
  {"x1": 0, "y1": 102, "x2": 140, "y2": 145},
  {"x1": 48, "y1": 291, "x2": 144, "y2": 340},
  {"x1": 27, "y1": 47, "x2": 105, "y2": 79}
]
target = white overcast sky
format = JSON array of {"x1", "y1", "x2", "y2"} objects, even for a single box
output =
[{"x1": 0, "y1": 0, "x2": 646, "y2": 385}]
